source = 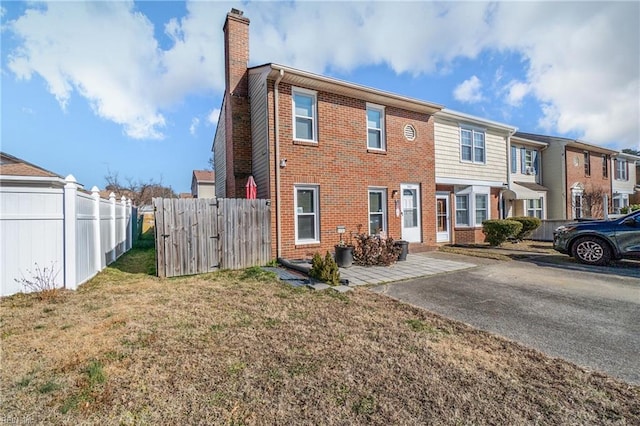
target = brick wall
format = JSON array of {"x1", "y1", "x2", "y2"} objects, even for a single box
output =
[
  {"x1": 565, "y1": 146, "x2": 612, "y2": 218},
  {"x1": 267, "y1": 83, "x2": 437, "y2": 259},
  {"x1": 224, "y1": 10, "x2": 252, "y2": 198}
]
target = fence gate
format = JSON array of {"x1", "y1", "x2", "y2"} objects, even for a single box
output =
[{"x1": 153, "y1": 198, "x2": 271, "y2": 278}]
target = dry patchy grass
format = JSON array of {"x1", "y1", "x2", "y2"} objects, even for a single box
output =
[
  {"x1": 439, "y1": 240, "x2": 557, "y2": 261},
  {"x1": 1, "y1": 248, "x2": 638, "y2": 425}
]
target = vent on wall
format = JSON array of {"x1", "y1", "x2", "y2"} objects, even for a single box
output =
[{"x1": 403, "y1": 124, "x2": 416, "y2": 141}]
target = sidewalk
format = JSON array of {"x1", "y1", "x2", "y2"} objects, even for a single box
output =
[{"x1": 270, "y1": 252, "x2": 475, "y2": 289}]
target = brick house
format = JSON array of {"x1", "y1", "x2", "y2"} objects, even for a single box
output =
[
  {"x1": 433, "y1": 109, "x2": 516, "y2": 244},
  {"x1": 515, "y1": 132, "x2": 616, "y2": 220},
  {"x1": 212, "y1": 9, "x2": 444, "y2": 259}
]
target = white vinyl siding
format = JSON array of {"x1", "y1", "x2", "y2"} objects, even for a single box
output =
[
  {"x1": 366, "y1": 104, "x2": 385, "y2": 150},
  {"x1": 295, "y1": 186, "x2": 319, "y2": 244},
  {"x1": 292, "y1": 88, "x2": 317, "y2": 142},
  {"x1": 434, "y1": 118, "x2": 507, "y2": 183},
  {"x1": 368, "y1": 188, "x2": 387, "y2": 234}
]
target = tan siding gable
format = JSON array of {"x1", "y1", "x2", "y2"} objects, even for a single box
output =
[{"x1": 434, "y1": 118, "x2": 507, "y2": 182}]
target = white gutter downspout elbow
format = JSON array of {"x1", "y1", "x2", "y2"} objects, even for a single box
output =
[{"x1": 274, "y1": 68, "x2": 284, "y2": 259}]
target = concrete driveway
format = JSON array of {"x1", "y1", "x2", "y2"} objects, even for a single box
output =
[{"x1": 372, "y1": 252, "x2": 640, "y2": 385}]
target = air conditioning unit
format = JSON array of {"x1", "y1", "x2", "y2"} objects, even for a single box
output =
[{"x1": 525, "y1": 166, "x2": 536, "y2": 175}]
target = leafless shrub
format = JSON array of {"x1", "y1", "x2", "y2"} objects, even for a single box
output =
[{"x1": 14, "y1": 262, "x2": 61, "y2": 301}]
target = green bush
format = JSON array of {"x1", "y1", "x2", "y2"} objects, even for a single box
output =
[
  {"x1": 482, "y1": 220, "x2": 523, "y2": 247},
  {"x1": 309, "y1": 251, "x2": 340, "y2": 286},
  {"x1": 620, "y1": 204, "x2": 640, "y2": 214},
  {"x1": 509, "y1": 216, "x2": 542, "y2": 240}
]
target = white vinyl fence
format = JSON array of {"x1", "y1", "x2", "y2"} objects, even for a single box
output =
[{"x1": 0, "y1": 175, "x2": 134, "y2": 296}]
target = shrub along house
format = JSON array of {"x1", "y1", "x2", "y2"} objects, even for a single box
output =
[{"x1": 212, "y1": 9, "x2": 444, "y2": 259}]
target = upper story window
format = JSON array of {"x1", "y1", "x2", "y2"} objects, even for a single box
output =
[
  {"x1": 615, "y1": 158, "x2": 628, "y2": 181},
  {"x1": 511, "y1": 146, "x2": 518, "y2": 173},
  {"x1": 602, "y1": 155, "x2": 609, "y2": 178},
  {"x1": 460, "y1": 128, "x2": 485, "y2": 163},
  {"x1": 292, "y1": 88, "x2": 317, "y2": 142},
  {"x1": 584, "y1": 151, "x2": 591, "y2": 177},
  {"x1": 367, "y1": 104, "x2": 385, "y2": 150}
]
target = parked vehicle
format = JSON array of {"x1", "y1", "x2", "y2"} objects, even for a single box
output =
[{"x1": 553, "y1": 210, "x2": 640, "y2": 265}]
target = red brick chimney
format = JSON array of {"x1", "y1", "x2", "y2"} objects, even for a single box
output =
[{"x1": 223, "y1": 8, "x2": 252, "y2": 197}]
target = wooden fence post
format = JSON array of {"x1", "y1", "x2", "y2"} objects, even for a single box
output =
[
  {"x1": 91, "y1": 186, "x2": 102, "y2": 273},
  {"x1": 63, "y1": 175, "x2": 78, "y2": 290}
]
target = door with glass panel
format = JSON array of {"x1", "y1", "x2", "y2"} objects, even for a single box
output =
[
  {"x1": 401, "y1": 184, "x2": 421, "y2": 242},
  {"x1": 436, "y1": 194, "x2": 450, "y2": 242}
]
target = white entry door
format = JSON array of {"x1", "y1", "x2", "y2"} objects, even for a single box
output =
[
  {"x1": 436, "y1": 194, "x2": 450, "y2": 243},
  {"x1": 401, "y1": 184, "x2": 421, "y2": 242}
]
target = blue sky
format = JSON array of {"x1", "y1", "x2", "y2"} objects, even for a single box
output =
[{"x1": 2, "y1": 1, "x2": 639, "y2": 195}]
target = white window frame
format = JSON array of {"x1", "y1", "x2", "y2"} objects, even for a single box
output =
[
  {"x1": 368, "y1": 188, "x2": 387, "y2": 235},
  {"x1": 292, "y1": 87, "x2": 318, "y2": 143},
  {"x1": 460, "y1": 127, "x2": 486, "y2": 164},
  {"x1": 366, "y1": 103, "x2": 385, "y2": 151},
  {"x1": 612, "y1": 194, "x2": 629, "y2": 214},
  {"x1": 455, "y1": 195, "x2": 470, "y2": 226},
  {"x1": 294, "y1": 185, "x2": 320, "y2": 244},
  {"x1": 572, "y1": 188, "x2": 583, "y2": 219},
  {"x1": 475, "y1": 194, "x2": 489, "y2": 224},
  {"x1": 615, "y1": 159, "x2": 628, "y2": 181},
  {"x1": 511, "y1": 145, "x2": 518, "y2": 174},
  {"x1": 527, "y1": 198, "x2": 543, "y2": 218}
]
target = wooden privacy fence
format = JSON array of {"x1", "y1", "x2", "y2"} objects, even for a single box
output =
[{"x1": 153, "y1": 198, "x2": 271, "y2": 278}]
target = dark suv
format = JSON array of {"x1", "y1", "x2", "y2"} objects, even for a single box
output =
[{"x1": 553, "y1": 210, "x2": 640, "y2": 265}]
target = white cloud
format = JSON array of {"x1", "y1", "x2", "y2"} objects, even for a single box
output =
[
  {"x1": 505, "y1": 80, "x2": 530, "y2": 107},
  {"x1": 454, "y1": 76, "x2": 484, "y2": 103},
  {"x1": 189, "y1": 117, "x2": 200, "y2": 136},
  {"x1": 207, "y1": 108, "x2": 220, "y2": 126},
  {"x1": 4, "y1": 1, "x2": 638, "y2": 148}
]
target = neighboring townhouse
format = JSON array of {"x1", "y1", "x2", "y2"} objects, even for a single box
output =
[
  {"x1": 515, "y1": 132, "x2": 616, "y2": 220},
  {"x1": 611, "y1": 152, "x2": 640, "y2": 212},
  {"x1": 191, "y1": 170, "x2": 215, "y2": 199},
  {"x1": 213, "y1": 9, "x2": 444, "y2": 259},
  {"x1": 505, "y1": 134, "x2": 549, "y2": 219},
  {"x1": 434, "y1": 110, "x2": 516, "y2": 244}
]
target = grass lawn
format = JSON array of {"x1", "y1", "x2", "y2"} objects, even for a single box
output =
[{"x1": 1, "y1": 247, "x2": 638, "y2": 425}]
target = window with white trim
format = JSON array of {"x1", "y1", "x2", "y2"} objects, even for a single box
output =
[
  {"x1": 615, "y1": 159, "x2": 628, "y2": 181},
  {"x1": 368, "y1": 189, "x2": 387, "y2": 234},
  {"x1": 602, "y1": 155, "x2": 609, "y2": 178},
  {"x1": 293, "y1": 88, "x2": 317, "y2": 142},
  {"x1": 460, "y1": 128, "x2": 485, "y2": 163},
  {"x1": 455, "y1": 195, "x2": 469, "y2": 226},
  {"x1": 612, "y1": 194, "x2": 629, "y2": 214},
  {"x1": 366, "y1": 104, "x2": 385, "y2": 150},
  {"x1": 584, "y1": 152, "x2": 591, "y2": 177},
  {"x1": 295, "y1": 185, "x2": 319, "y2": 243},
  {"x1": 475, "y1": 194, "x2": 488, "y2": 224},
  {"x1": 527, "y1": 198, "x2": 543, "y2": 218},
  {"x1": 572, "y1": 189, "x2": 583, "y2": 219},
  {"x1": 511, "y1": 146, "x2": 518, "y2": 173}
]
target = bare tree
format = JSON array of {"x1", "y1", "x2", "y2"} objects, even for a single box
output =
[
  {"x1": 580, "y1": 185, "x2": 609, "y2": 219},
  {"x1": 104, "y1": 169, "x2": 176, "y2": 206}
]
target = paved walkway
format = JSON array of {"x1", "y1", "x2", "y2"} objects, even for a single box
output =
[
  {"x1": 269, "y1": 253, "x2": 475, "y2": 289},
  {"x1": 339, "y1": 253, "x2": 475, "y2": 286}
]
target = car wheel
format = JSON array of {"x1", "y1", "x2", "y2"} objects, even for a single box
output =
[{"x1": 571, "y1": 236, "x2": 612, "y2": 266}]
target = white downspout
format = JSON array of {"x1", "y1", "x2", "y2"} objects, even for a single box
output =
[{"x1": 274, "y1": 68, "x2": 284, "y2": 259}]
